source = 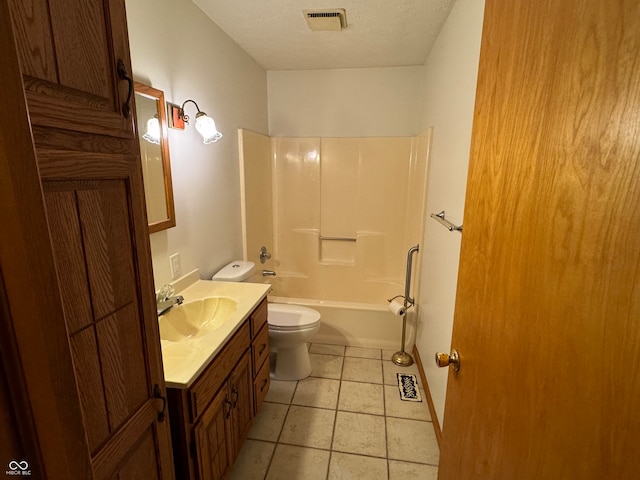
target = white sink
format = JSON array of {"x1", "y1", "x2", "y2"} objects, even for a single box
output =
[{"x1": 159, "y1": 296, "x2": 237, "y2": 342}]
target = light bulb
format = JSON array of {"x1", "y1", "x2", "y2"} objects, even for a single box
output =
[
  {"x1": 142, "y1": 116, "x2": 161, "y2": 145},
  {"x1": 194, "y1": 112, "x2": 222, "y2": 144}
]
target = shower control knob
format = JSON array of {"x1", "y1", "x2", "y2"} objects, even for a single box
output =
[
  {"x1": 259, "y1": 246, "x2": 272, "y2": 264},
  {"x1": 435, "y1": 349, "x2": 460, "y2": 372}
]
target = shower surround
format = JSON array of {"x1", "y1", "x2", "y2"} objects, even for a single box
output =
[{"x1": 239, "y1": 129, "x2": 430, "y2": 348}]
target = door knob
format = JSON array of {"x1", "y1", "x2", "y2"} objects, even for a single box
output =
[{"x1": 435, "y1": 349, "x2": 460, "y2": 372}]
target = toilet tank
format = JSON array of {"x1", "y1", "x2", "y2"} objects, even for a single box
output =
[{"x1": 212, "y1": 261, "x2": 255, "y2": 282}]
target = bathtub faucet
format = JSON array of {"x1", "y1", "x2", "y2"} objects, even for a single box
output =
[{"x1": 262, "y1": 270, "x2": 277, "y2": 276}]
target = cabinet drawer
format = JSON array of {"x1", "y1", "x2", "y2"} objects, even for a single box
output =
[
  {"x1": 190, "y1": 321, "x2": 250, "y2": 421},
  {"x1": 253, "y1": 359, "x2": 270, "y2": 415},
  {"x1": 251, "y1": 323, "x2": 269, "y2": 377},
  {"x1": 250, "y1": 298, "x2": 268, "y2": 337}
]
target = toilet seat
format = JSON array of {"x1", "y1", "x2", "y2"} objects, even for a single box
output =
[{"x1": 267, "y1": 304, "x2": 321, "y2": 331}]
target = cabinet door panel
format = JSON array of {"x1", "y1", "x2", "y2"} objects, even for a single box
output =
[
  {"x1": 251, "y1": 323, "x2": 269, "y2": 377},
  {"x1": 229, "y1": 352, "x2": 254, "y2": 455},
  {"x1": 194, "y1": 388, "x2": 233, "y2": 480},
  {"x1": 253, "y1": 360, "x2": 271, "y2": 416}
]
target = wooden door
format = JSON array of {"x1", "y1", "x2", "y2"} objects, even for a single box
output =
[
  {"x1": 5, "y1": 0, "x2": 176, "y2": 478},
  {"x1": 194, "y1": 386, "x2": 233, "y2": 480},
  {"x1": 229, "y1": 352, "x2": 254, "y2": 455},
  {"x1": 439, "y1": 1, "x2": 640, "y2": 478},
  {"x1": 1, "y1": 5, "x2": 91, "y2": 475}
]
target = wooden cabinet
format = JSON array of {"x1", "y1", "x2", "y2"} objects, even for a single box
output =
[
  {"x1": 193, "y1": 378, "x2": 234, "y2": 480},
  {"x1": 168, "y1": 300, "x2": 270, "y2": 480},
  {"x1": 228, "y1": 352, "x2": 254, "y2": 454},
  {"x1": 193, "y1": 352, "x2": 252, "y2": 480},
  {"x1": 3, "y1": 1, "x2": 175, "y2": 478},
  {"x1": 250, "y1": 300, "x2": 271, "y2": 414}
]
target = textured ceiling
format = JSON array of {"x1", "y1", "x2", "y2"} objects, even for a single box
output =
[{"x1": 192, "y1": 0, "x2": 457, "y2": 70}]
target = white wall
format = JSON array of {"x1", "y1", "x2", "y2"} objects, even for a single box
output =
[
  {"x1": 268, "y1": 67, "x2": 423, "y2": 137},
  {"x1": 416, "y1": 0, "x2": 486, "y2": 427},
  {"x1": 126, "y1": 0, "x2": 268, "y2": 287}
]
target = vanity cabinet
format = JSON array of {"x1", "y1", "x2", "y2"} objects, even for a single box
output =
[
  {"x1": 193, "y1": 352, "x2": 252, "y2": 480},
  {"x1": 251, "y1": 299, "x2": 271, "y2": 414},
  {"x1": 168, "y1": 299, "x2": 270, "y2": 480}
]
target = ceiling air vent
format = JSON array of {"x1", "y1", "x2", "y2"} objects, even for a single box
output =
[{"x1": 303, "y1": 9, "x2": 347, "y2": 31}]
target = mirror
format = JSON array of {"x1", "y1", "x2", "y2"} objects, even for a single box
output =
[{"x1": 134, "y1": 82, "x2": 176, "y2": 233}]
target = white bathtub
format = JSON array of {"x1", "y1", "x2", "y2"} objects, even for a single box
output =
[{"x1": 268, "y1": 296, "x2": 404, "y2": 350}]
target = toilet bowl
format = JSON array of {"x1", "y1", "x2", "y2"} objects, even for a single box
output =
[
  {"x1": 212, "y1": 261, "x2": 321, "y2": 380},
  {"x1": 268, "y1": 303, "x2": 320, "y2": 380}
]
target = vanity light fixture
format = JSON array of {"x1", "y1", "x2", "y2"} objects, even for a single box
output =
[
  {"x1": 178, "y1": 99, "x2": 223, "y2": 144},
  {"x1": 142, "y1": 114, "x2": 161, "y2": 145}
]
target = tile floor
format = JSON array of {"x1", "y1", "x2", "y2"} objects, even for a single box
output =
[{"x1": 229, "y1": 343, "x2": 439, "y2": 480}]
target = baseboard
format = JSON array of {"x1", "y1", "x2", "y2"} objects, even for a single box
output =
[{"x1": 413, "y1": 345, "x2": 442, "y2": 448}]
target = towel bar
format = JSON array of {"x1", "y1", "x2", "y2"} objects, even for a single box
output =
[
  {"x1": 430, "y1": 211, "x2": 462, "y2": 232},
  {"x1": 319, "y1": 236, "x2": 357, "y2": 241}
]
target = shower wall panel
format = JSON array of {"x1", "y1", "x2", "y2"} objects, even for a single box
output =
[
  {"x1": 240, "y1": 130, "x2": 428, "y2": 304},
  {"x1": 269, "y1": 136, "x2": 427, "y2": 304},
  {"x1": 239, "y1": 129, "x2": 274, "y2": 269}
]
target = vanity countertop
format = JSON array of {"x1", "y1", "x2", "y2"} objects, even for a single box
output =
[{"x1": 159, "y1": 278, "x2": 270, "y2": 388}]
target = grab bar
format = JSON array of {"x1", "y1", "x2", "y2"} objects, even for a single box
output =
[
  {"x1": 387, "y1": 244, "x2": 420, "y2": 367},
  {"x1": 404, "y1": 245, "x2": 419, "y2": 306},
  {"x1": 430, "y1": 211, "x2": 462, "y2": 232}
]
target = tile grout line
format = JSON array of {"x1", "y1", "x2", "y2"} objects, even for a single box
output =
[
  {"x1": 324, "y1": 343, "x2": 346, "y2": 480},
  {"x1": 261, "y1": 378, "x2": 299, "y2": 480},
  {"x1": 381, "y1": 354, "x2": 391, "y2": 480}
]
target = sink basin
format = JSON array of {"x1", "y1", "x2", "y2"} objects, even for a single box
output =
[{"x1": 159, "y1": 296, "x2": 237, "y2": 342}]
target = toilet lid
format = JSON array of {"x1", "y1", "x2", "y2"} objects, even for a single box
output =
[{"x1": 268, "y1": 305, "x2": 320, "y2": 329}]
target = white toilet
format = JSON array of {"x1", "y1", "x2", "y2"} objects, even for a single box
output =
[{"x1": 212, "y1": 261, "x2": 321, "y2": 381}]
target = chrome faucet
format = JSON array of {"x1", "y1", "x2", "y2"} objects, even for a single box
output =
[
  {"x1": 262, "y1": 269, "x2": 277, "y2": 276},
  {"x1": 156, "y1": 284, "x2": 184, "y2": 316}
]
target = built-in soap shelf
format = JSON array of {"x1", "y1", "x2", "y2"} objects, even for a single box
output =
[{"x1": 319, "y1": 235, "x2": 356, "y2": 265}]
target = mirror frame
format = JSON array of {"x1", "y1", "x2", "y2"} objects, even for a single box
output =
[{"x1": 134, "y1": 82, "x2": 176, "y2": 233}]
